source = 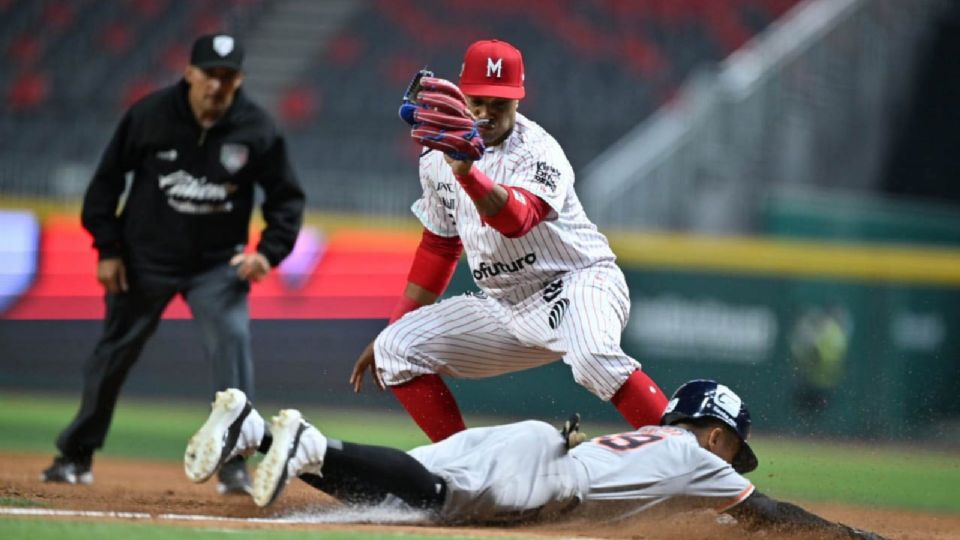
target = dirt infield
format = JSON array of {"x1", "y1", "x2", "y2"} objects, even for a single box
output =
[{"x1": 2, "y1": 451, "x2": 957, "y2": 539}]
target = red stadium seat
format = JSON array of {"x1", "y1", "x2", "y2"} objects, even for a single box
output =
[
  {"x1": 42, "y1": 2, "x2": 74, "y2": 30},
  {"x1": 7, "y1": 72, "x2": 49, "y2": 111},
  {"x1": 325, "y1": 34, "x2": 364, "y2": 66},
  {"x1": 622, "y1": 36, "x2": 667, "y2": 77},
  {"x1": 382, "y1": 53, "x2": 423, "y2": 85},
  {"x1": 130, "y1": 0, "x2": 167, "y2": 19},
  {"x1": 121, "y1": 77, "x2": 156, "y2": 109},
  {"x1": 98, "y1": 22, "x2": 132, "y2": 54},
  {"x1": 160, "y1": 43, "x2": 189, "y2": 75},
  {"x1": 702, "y1": 2, "x2": 753, "y2": 52},
  {"x1": 192, "y1": 12, "x2": 222, "y2": 36},
  {"x1": 278, "y1": 86, "x2": 318, "y2": 128},
  {"x1": 8, "y1": 35, "x2": 42, "y2": 65}
]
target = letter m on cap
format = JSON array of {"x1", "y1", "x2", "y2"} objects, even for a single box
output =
[{"x1": 486, "y1": 57, "x2": 503, "y2": 78}]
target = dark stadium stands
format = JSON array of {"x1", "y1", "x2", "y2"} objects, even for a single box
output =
[
  {"x1": 0, "y1": 0, "x2": 799, "y2": 210},
  {"x1": 285, "y1": 0, "x2": 798, "y2": 164},
  {"x1": 0, "y1": 0, "x2": 265, "y2": 197}
]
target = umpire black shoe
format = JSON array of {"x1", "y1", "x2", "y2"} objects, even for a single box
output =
[
  {"x1": 40, "y1": 454, "x2": 93, "y2": 485},
  {"x1": 217, "y1": 455, "x2": 252, "y2": 495}
]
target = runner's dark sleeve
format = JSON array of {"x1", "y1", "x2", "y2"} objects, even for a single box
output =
[{"x1": 727, "y1": 492, "x2": 889, "y2": 539}]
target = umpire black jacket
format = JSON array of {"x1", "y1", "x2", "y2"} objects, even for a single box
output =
[{"x1": 81, "y1": 79, "x2": 305, "y2": 275}]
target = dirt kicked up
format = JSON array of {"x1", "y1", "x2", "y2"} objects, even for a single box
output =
[{"x1": 1, "y1": 452, "x2": 957, "y2": 540}]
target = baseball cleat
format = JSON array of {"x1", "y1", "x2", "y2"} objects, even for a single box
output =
[
  {"x1": 252, "y1": 409, "x2": 327, "y2": 508},
  {"x1": 184, "y1": 389, "x2": 264, "y2": 483},
  {"x1": 40, "y1": 455, "x2": 93, "y2": 485}
]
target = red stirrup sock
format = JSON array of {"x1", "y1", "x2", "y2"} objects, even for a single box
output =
[
  {"x1": 390, "y1": 374, "x2": 467, "y2": 442},
  {"x1": 611, "y1": 370, "x2": 669, "y2": 428}
]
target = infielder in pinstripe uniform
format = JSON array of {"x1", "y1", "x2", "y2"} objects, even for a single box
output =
[
  {"x1": 184, "y1": 381, "x2": 887, "y2": 538},
  {"x1": 349, "y1": 39, "x2": 669, "y2": 442}
]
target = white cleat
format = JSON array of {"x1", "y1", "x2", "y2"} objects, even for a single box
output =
[
  {"x1": 252, "y1": 409, "x2": 327, "y2": 508},
  {"x1": 184, "y1": 389, "x2": 264, "y2": 483}
]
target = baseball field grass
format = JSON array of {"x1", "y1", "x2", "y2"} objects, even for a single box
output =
[
  {"x1": 1, "y1": 391, "x2": 958, "y2": 539},
  {"x1": 1, "y1": 519, "x2": 509, "y2": 540}
]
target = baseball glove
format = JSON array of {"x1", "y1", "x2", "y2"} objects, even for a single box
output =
[
  {"x1": 560, "y1": 413, "x2": 587, "y2": 450},
  {"x1": 399, "y1": 69, "x2": 485, "y2": 161}
]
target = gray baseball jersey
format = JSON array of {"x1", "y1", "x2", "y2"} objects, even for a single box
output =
[{"x1": 404, "y1": 421, "x2": 753, "y2": 523}]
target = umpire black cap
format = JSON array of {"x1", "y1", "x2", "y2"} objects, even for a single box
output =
[{"x1": 190, "y1": 34, "x2": 244, "y2": 71}]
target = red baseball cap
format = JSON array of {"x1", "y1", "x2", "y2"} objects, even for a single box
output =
[{"x1": 458, "y1": 39, "x2": 525, "y2": 99}]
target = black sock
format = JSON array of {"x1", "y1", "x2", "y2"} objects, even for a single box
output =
[
  {"x1": 257, "y1": 432, "x2": 272, "y2": 454},
  {"x1": 298, "y1": 440, "x2": 445, "y2": 510}
]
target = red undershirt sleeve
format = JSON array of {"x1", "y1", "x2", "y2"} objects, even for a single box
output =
[
  {"x1": 389, "y1": 229, "x2": 463, "y2": 324},
  {"x1": 482, "y1": 186, "x2": 552, "y2": 238},
  {"x1": 453, "y1": 167, "x2": 552, "y2": 238}
]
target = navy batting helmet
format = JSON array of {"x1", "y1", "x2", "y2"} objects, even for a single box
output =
[{"x1": 660, "y1": 379, "x2": 758, "y2": 474}]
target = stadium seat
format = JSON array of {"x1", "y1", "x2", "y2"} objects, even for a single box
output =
[
  {"x1": 0, "y1": 0, "x2": 801, "y2": 212},
  {"x1": 98, "y1": 22, "x2": 132, "y2": 54},
  {"x1": 41, "y1": 2, "x2": 74, "y2": 30},
  {"x1": 7, "y1": 71, "x2": 49, "y2": 111},
  {"x1": 130, "y1": 0, "x2": 167, "y2": 19},
  {"x1": 120, "y1": 77, "x2": 158, "y2": 110},
  {"x1": 8, "y1": 34, "x2": 42, "y2": 65},
  {"x1": 278, "y1": 85, "x2": 318, "y2": 128}
]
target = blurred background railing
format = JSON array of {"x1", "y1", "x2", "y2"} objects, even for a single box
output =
[{"x1": 582, "y1": 0, "x2": 948, "y2": 234}]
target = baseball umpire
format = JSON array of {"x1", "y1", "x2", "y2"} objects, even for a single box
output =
[
  {"x1": 40, "y1": 33, "x2": 305, "y2": 495},
  {"x1": 184, "y1": 380, "x2": 888, "y2": 539},
  {"x1": 350, "y1": 39, "x2": 668, "y2": 442}
]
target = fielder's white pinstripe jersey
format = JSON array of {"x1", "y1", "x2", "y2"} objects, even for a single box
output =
[
  {"x1": 378, "y1": 113, "x2": 641, "y2": 398},
  {"x1": 412, "y1": 112, "x2": 616, "y2": 300}
]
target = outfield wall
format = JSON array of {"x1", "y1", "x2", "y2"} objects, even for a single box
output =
[{"x1": 1, "y1": 209, "x2": 958, "y2": 442}]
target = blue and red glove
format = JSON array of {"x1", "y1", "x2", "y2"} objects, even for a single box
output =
[{"x1": 399, "y1": 70, "x2": 485, "y2": 161}]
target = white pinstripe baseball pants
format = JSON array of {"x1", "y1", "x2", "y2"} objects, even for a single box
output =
[{"x1": 374, "y1": 263, "x2": 641, "y2": 400}]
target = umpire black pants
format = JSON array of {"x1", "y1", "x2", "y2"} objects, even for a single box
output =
[{"x1": 56, "y1": 262, "x2": 253, "y2": 458}]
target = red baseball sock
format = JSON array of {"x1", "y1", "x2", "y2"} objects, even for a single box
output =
[
  {"x1": 611, "y1": 370, "x2": 669, "y2": 428},
  {"x1": 390, "y1": 374, "x2": 467, "y2": 442}
]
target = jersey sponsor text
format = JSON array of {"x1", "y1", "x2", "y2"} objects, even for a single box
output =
[{"x1": 472, "y1": 252, "x2": 537, "y2": 280}]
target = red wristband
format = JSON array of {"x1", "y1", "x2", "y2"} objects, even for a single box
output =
[{"x1": 454, "y1": 166, "x2": 496, "y2": 201}]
